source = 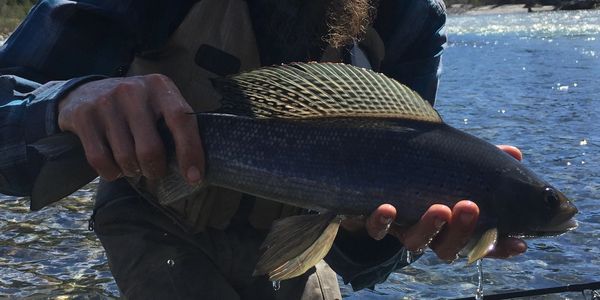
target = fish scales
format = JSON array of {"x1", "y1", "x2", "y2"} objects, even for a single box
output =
[
  {"x1": 28, "y1": 63, "x2": 577, "y2": 280},
  {"x1": 194, "y1": 114, "x2": 533, "y2": 232}
]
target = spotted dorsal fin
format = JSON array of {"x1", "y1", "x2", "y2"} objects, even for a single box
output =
[{"x1": 212, "y1": 62, "x2": 442, "y2": 123}]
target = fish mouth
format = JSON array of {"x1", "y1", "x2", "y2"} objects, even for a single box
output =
[
  {"x1": 529, "y1": 219, "x2": 578, "y2": 237},
  {"x1": 529, "y1": 200, "x2": 579, "y2": 237}
]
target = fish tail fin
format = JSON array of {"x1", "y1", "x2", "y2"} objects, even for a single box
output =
[
  {"x1": 467, "y1": 227, "x2": 499, "y2": 264},
  {"x1": 254, "y1": 213, "x2": 342, "y2": 281}
]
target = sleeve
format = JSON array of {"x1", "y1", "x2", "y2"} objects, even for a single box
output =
[
  {"x1": 0, "y1": 0, "x2": 193, "y2": 197},
  {"x1": 325, "y1": 0, "x2": 447, "y2": 290},
  {"x1": 0, "y1": 74, "x2": 104, "y2": 196},
  {"x1": 375, "y1": 0, "x2": 447, "y2": 105},
  {"x1": 326, "y1": 228, "x2": 423, "y2": 291}
]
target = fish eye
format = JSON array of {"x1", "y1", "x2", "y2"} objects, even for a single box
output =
[{"x1": 543, "y1": 187, "x2": 559, "y2": 206}]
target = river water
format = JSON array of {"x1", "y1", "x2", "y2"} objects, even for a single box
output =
[
  {"x1": 1, "y1": 9, "x2": 599, "y2": 300},
  {"x1": 346, "y1": 9, "x2": 600, "y2": 299}
]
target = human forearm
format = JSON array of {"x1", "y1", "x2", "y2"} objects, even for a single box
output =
[
  {"x1": 0, "y1": 0, "x2": 196, "y2": 197},
  {"x1": 375, "y1": 0, "x2": 447, "y2": 104}
]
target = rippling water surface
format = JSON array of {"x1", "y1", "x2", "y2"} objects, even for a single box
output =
[
  {"x1": 346, "y1": 9, "x2": 600, "y2": 300},
  {"x1": 1, "y1": 9, "x2": 599, "y2": 299},
  {"x1": 0, "y1": 183, "x2": 117, "y2": 298}
]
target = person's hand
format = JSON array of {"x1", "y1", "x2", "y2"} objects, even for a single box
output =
[
  {"x1": 57, "y1": 75, "x2": 204, "y2": 185},
  {"x1": 344, "y1": 145, "x2": 527, "y2": 262}
]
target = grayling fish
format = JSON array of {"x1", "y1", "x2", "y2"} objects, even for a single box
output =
[{"x1": 28, "y1": 63, "x2": 578, "y2": 281}]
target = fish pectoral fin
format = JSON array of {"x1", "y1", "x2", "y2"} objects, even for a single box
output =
[
  {"x1": 254, "y1": 213, "x2": 341, "y2": 281},
  {"x1": 467, "y1": 228, "x2": 499, "y2": 265}
]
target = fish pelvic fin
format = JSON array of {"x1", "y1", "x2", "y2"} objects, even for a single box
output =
[
  {"x1": 467, "y1": 228, "x2": 498, "y2": 265},
  {"x1": 254, "y1": 213, "x2": 342, "y2": 281}
]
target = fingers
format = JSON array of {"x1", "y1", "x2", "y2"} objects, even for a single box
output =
[
  {"x1": 360, "y1": 201, "x2": 527, "y2": 263},
  {"x1": 127, "y1": 103, "x2": 167, "y2": 179},
  {"x1": 57, "y1": 75, "x2": 204, "y2": 183},
  {"x1": 486, "y1": 237, "x2": 527, "y2": 259},
  {"x1": 497, "y1": 145, "x2": 523, "y2": 161},
  {"x1": 78, "y1": 121, "x2": 122, "y2": 181},
  {"x1": 93, "y1": 86, "x2": 140, "y2": 178},
  {"x1": 171, "y1": 114, "x2": 204, "y2": 184},
  {"x1": 149, "y1": 76, "x2": 204, "y2": 184},
  {"x1": 429, "y1": 200, "x2": 480, "y2": 261},
  {"x1": 105, "y1": 112, "x2": 139, "y2": 177},
  {"x1": 389, "y1": 204, "x2": 450, "y2": 251},
  {"x1": 363, "y1": 201, "x2": 476, "y2": 259},
  {"x1": 364, "y1": 204, "x2": 396, "y2": 240}
]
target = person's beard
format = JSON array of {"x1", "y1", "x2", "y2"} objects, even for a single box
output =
[{"x1": 325, "y1": 0, "x2": 379, "y2": 48}]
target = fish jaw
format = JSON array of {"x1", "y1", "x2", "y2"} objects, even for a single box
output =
[
  {"x1": 525, "y1": 201, "x2": 578, "y2": 237},
  {"x1": 524, "y1": 189, "x2": 578, "y2": 237}
]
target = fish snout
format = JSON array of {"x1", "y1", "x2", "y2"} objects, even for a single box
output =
[
  {"x1": 560, "y1": 199, "x2": 578, "y2": 220},
  {"x1": 551, "y1": 198, "x2": 578, "y2": 226},
  {"x1": 534, "y1": 197, "x2": 578, "y2": 236}
]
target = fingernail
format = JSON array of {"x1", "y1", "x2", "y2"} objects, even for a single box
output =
[
  {"x1": 186, "y1": 166, "x2": 202, "y2": 184},
  {"x1": 460, "y1": 212, "x2": 475, "y2": 225}
]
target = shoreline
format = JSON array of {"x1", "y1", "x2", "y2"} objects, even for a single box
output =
[
  {"x1": 1, "y1": 5, "x2": 598, "y2": 38},
  {"x1": 447, "y1": 3, "x2": 598, "y2": 15},
  {"x1": 447, "y1": 4, "x2": 556, "y2": 15}
]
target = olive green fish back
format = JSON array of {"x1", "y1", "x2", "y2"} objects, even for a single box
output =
[{"x1": 213, "y1": 62, "x2": 442, "y2": 123}]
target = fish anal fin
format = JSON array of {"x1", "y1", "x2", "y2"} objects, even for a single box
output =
[
  {"x1": 254, "y1": 213, "x2": 341, "y2": 281},
  {"x1": 467, "y1": 228, "x2": 499, "y2": 265}
]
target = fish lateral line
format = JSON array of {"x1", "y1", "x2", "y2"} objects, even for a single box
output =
[{"x1": 189, "y1": 110, "x2": 446, "y2": 126}]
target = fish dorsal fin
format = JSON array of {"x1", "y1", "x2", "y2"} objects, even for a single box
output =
[{"x1": 213, "y1": 62, "x2": 442, "y2": 123}]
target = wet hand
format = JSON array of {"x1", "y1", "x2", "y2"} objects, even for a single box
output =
[
  {"x1": 357, "y1": 145, "x2": 528, "y2": 262},
  {"x1": 57, "y1": 75, "x2": 204, "y2": 184},
  {"x1": 367, "y1": 201, "x2": 526, "y2": 262}
]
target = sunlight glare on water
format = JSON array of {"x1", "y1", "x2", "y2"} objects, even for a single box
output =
[
  {"x1": 344, "y1": 9, "x2": 600, "y2": 300},
  {"x1": 0, "y1": 9, "x2": 599, "y2": 300},
  {"x1": 0, "y1": 180, "x2": 118, "y2": 298},
  {"x1": 447, "y1": 10, "x2": 600, "y2": 37}
]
